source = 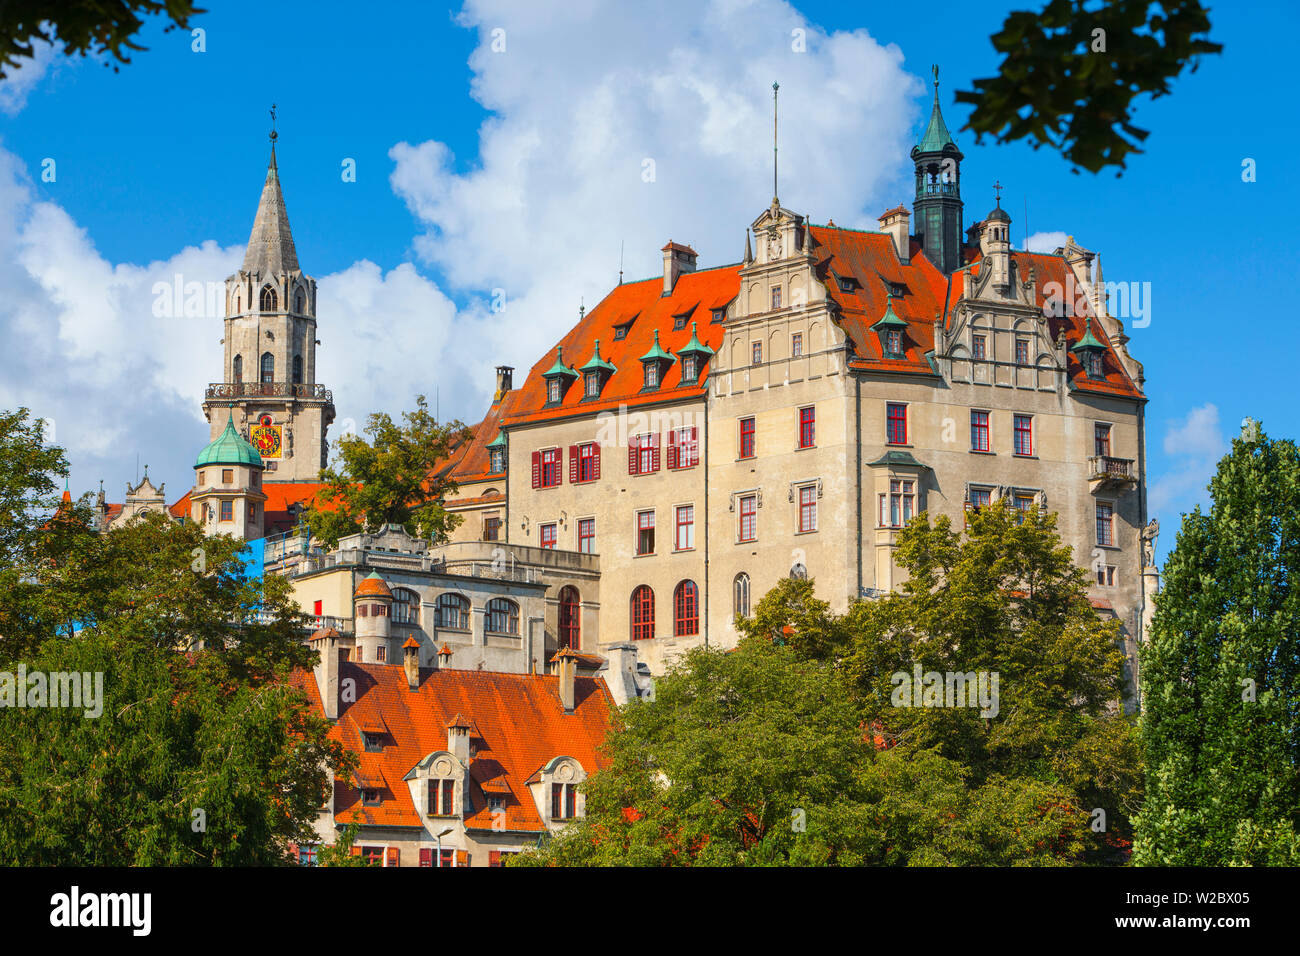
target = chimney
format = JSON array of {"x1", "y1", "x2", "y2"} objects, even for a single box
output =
[
  {"x1": 661, "y1": 241, "x2": 698, "y2": 295},
  {"x1": 402, "y1": 636, "x2": 420, "y2": 690},
  {"x1": 311, "y1": 627, "x2": 341, "y2": 720},
  {"x1": 446, "y1": 713, "x2": 471, "y2": 765},
  {"x1": 601, "y1": 642, "x2": 642, "y2": 706},
  {"x1": 878, "y1": 206, "x2": 910, "y2": 262},
  {"x1": 437, "y1": 642, "x2": 454, "y2": 670},
  {"x1": 494, "y1": 365, "x2": 513, "y2": 402},
  {"x1": 553, "y1": 648, "x2": 578, "y2": 713}
]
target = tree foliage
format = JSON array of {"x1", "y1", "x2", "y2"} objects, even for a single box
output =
[
  {"x1": 1, "y1": 1, "x2": 205, "y2": 79},
  {"x1": 1134, "y1": 423, "x2": 1300, "y2": 865},
  {"x1": 303, "y1": 395, "x2": 471, "y2": 549},
  {"x1": 520, "y1": 501, "x2": 1138, "y2": 866},
  {"x1": 956, "y1": 0, "x2": 1221, "y2": 174},
  {"x1": 0, "y1": 410, "x2": 353, "y2": 864}
]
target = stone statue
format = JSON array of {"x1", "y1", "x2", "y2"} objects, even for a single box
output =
[{"x1": 1141, "y1": 518, "x2": 1159, "y2": 567}]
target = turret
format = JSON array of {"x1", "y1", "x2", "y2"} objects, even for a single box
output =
[
  {"x1": 353, "y1": 572, "x2": 393, "y2": 664},
  {"x1": 191, "y1": 411, "x2": 267, "y2": 540},
  {"x1": 911, "y1": 65, "x2": 964, "y2": 274}
]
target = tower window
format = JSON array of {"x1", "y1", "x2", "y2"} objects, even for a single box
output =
[
  {"x1": 260, "y1": 286, "x2": 277, "y2": 311},
  {"x1": 260, "y1": 353, "x2": 274, "y2": 384},
  {"x1": 292, "y1": 355, "x2": 303, "y2": 384},
  {"x1": 294, "y1": 291, "x2": 305, "y2": 313},
  {"x1": 232, "y1": 354, "x2": 243, "y2": 384}
]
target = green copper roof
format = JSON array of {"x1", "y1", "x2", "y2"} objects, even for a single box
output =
[
  {"x1": 196, "y1": 412, "x2": 263, "y2": 468},
  {"x1": 544, "y1": 346, "x2": 577, "y2": 378},
  {"x1": 676, "y1": 322, "x2": 715, "y2": 358},
  {"x1": 485, "y1": 429, "x2": 506, "y2": 449},
  {"x1": 870, "y1": 293, "x2": 908, "y2": 331},
  {"x1": 1070, "y1": 317, "x2": 1105, "y2": 352},
  {"x1": 916, "y1": 72, "x2": 957, "y2": 154},
  {"x1": 640, "y1": 329, "x2": 675, "y2": 364},
  {"x1": 867, "y1": 449, "x2": 930, "y2": 470},
  {"x1": 580, "y1": 339, "x2": 617, "y2": 374}
]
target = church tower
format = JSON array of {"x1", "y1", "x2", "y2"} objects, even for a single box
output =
[
  {"x1": 911, "y1": 65, "x2": 965, "y2": 275},
  {"x1": 202, "y1": 127, "x2": 336, "y2": 482}
]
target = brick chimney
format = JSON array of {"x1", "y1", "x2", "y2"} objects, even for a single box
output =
[
  {"x1": 402, "y1": 636, "x2": 421, "y2": 690},
  {"x1": 878, "y1": 206, "x2": 910, "y2": 262},
  {"x1": 495, "y1": 366, "x2": 513, "y2": 402},
  {"x1": 446, "y1": 713, "x2": 471, "y2": 765},
  {"x1": 552, "y1": 648, "x2": 578, "y2": 713},
  {"x1": 311, "y1": 627, "x2": 341, "y2": 720},
  {"x1": 661, "y1": 241, "x2": 698, "y2": 295}
]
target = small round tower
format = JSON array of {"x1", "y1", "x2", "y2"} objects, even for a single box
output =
[{"x1": 353, "y1": 572, "x2": 393, "y2": 664}]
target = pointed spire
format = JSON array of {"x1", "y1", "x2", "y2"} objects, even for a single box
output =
[
  {"x1": 916, "y1": 64, "x2": 957, "y2": 154},
  {"x1": 242, "y1": 124, "x2": 299, "y2": 277},
  {"x1": 743, "y1": 230, "x2": 753, "y2": 264}
]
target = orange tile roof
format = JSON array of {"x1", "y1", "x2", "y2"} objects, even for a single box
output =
[
  {"x1": 354, "y1": 574, "x2": 393, "y2": 599},
  {"x1": 503, "y1": 265, "x2": 739, "y2": 428},
  {"x1": 292, "y1": 662, "x2": 614, "y2": 832},
  {"x1": 447, "y1": 394, "x2": 522, "y2": 483}
]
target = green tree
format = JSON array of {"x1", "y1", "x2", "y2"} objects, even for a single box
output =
[
  {"x1": 1, "y1": 1, "x2": 205, "y2": 79},
  {"x1": 516, "y1": 633, "x2": 1090, "y2": 866},
  {"x1": 304, "y1": 395, "x2": 471, "y2": 549},
  {"x1": 0, "y1": 412, "x2": 353, "y2": 864},
  {"x1": 1134, "y1": 423, "x2": 1300, "y2": 865},
  {"x1": 956, "y1": 0, "x2": 1221, "y2": 173}
]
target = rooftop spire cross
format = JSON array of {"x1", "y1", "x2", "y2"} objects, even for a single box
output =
[{"x1": 772, "y1": 81, "x2": 779, "y2": 205}]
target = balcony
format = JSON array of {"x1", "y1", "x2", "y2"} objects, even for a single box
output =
[
  {"x1": 1088, "y1": 455, "x2": 1138, "y2": 491},
  {"x1": 206, "y1": 382, "x2": 333, "y2": 402}
]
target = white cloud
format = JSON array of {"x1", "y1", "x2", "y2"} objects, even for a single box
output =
[
  {"x1": 1024, "y1": 230, "x2": 1068, "y2": 253},
  {"x1": 2, "y1": 0, "x2": 930, "y2": 503},
  {"x1": 0, "y1": 37, "x2": 62, "y2": 115},
  {"x1": 391, "y1": 0, "x2": 922, "y2": 374},
  {"x1": 1149, "y1": 403, "x2": 1227, "y2": 518}
]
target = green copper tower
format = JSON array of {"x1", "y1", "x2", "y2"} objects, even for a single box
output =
[{"x1": 911, "y1": 65, "x2": 964, "y2": 274}]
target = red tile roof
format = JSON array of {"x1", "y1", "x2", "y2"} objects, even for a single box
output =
[
  {"x1": 503, "y1": 265, "x2": 739, "y2": 428},
  {"x1": 447, "y1": 395, "x2": 522, "y2": 484},
  {"x1": 292, "y1": 662, "x2": 614, "y2": 832}
]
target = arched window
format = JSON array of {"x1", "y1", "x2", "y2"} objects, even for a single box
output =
[
  {"x1": 559, "y1": 586, "x2": 580, "y2": 650},
  {"x1": 630, "y1": 585, "x2": 654, "y2": 641},
  {"x1": 486, "y1": 598, "x2": 519, "y2": 635},
  {"x1": 292, "y1": 354, "x2": 303, "y2": 384},
  {"x1": 435, "y1": 593, "x2": 469, "y2": 630},
  {"x1": 673, "y1": 580, "x2": 698, "y2": 636},
  {"x1": 391, "y1": 588, "x2": 420, "y2": 625},
  {"x1": 260, "y1": 285, "x2": 277, "y2": 311},
  {"x1": 294, "y1": 289, "x2": 305, "y2": 313},
  {"x1": 232, "y1": 354, "x2": 243, "y2": 384},
  {"x1": 734, "y1": 572, "x2": 751, "y2": 619},
  {"x1": 260, "y1": 352, "x2": 274, "y2": 384}
]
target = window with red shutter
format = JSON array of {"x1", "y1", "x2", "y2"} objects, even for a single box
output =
[
  {"x1": 419, "y1": 848, "x2": 433, "y2": 867},
  {"x1": 568, "y1": 445, "x2": 579, "y2": 483},
  {"x1": 592, "y1": 444, "x2": 601, "y2": 479},
  {"x1": 489, "y1": 850, "x2": 501, "y2": 867},
  {"x1": 651, "y1": 433, "x2": 661, "y2": 472},
  {"x1": 386, "y1": 847, "x2": 399, "y2": 867},
  {"x1": 628, "y1": 435, "x2": 640, "y2": 475},
  {"x1": 531, "y1": 450, "x2": 541, "y2": 488},
  {"x1": 666, "y1": 430, "x2": 678, "y2": 469}
]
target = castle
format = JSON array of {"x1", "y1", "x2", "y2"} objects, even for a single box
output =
[{"x1": 86, "y1": 73, "x2": 1153, "y2": 863}]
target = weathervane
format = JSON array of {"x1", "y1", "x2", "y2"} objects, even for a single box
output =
[
  {"x1": 270, "y1": 103, "x2": 278, "y2": 143},
  {"x1": 932, "y1": 63, "x2": 939, "y2": 89},
  {"x1": 994, "y1": 179, "x2": 1003, "y2": 204}
]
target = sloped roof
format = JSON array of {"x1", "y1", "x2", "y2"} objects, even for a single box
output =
[
  {"x1": 447, "y1": 391, "x2": 525, "y2": 484},
  {"x1": 292, "y1": 662, "x2": 614, "y2": 832},
  {"x1": 242, "y1": 146, "x2": 300, "y2": 277},
  {"x1": 503, "y1": 265, "x2": 739, "y2": 428}
]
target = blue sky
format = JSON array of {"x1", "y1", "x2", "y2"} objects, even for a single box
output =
[{"x1": 1, "y1": 0, "x2": 1294, "y2": 565}]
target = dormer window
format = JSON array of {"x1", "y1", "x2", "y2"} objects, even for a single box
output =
[
  {"x1": 490, "y1": 446, "x2": 505, "y2": 473},
  {"x1": 613, "y1": 321, "x2": 633, "y2": 340},
  {"x1": 542, "y1": 347, "x2": 578, "y2": 406},
  {"x1": 673, "y1": 313, "x2": 689, "y2": 331},
  {"x1": 1070, "y1": 317, "x2": 1106, "y2": 380},
  {"x1": 711, "y1": 308, "x2": 726, "y2": 324},
  {"x1": 639, "y1": 329, "x2": 674, "y2": 392},
  {"x1": 835, "y1": 274, "x2": 855, "y2": 293},
  {"x1": 362, "y1": 789, "x2": 382, "y2": 806},
  {"x1": 871, "y1": 293, "x2": 907, "y2": 360},
  {"x1": 579, "y1": 339, "x2": 616, "y2": 400},
  {"x1": 682, "y1": 355, "x2": 697, "y2": 380},
  {"x1": 675, "y1": 322, "x2": 714, "y2": 386},
  {"x1": 1086, "y1": 352, "x2": 1102, "y2": 378},
  {"x1": 361, "y1": 732, "x2": 383, "y2": 753},
  {"x1": 427, "y1": 778, "x2": 456, "y2": 816}
]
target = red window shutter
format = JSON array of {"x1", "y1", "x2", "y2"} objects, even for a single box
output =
[
  {"x1": 628, "y1": 436, "x2": 639, "y2": 475},
  {"x1": 687, "y1": 427, "x2": 698, "y2": 466},
  {"x1": 531, "y1": 450, "x2": 541, "y2": 489},
  {"x1": 419, "y1": 848, "x2": 433, "y2": 867},
  {"x1": 489, "y1": 850, "x2": 501, "y2": 867},
  {"x1": 651, "y1": 433, "x2": 661, "y2": 472},
  {"x1": 568, "y1": 445, "x2": 579, "y2": 483},
  {"x1": 593, "y1": 444, "x2": 601, "y2": 479},
  {"x1": 349, "y1": 845, "x2": 361, "y2": 857},
  {"x1": 455, "y1": 850, "x2": 468, "y2": 867},
  {"x1": 385, "y1": 847, "x2": 399, "y2": 867},
  {"x1": 666, "y1": 429, "x2": 678, "y2": 470}
]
